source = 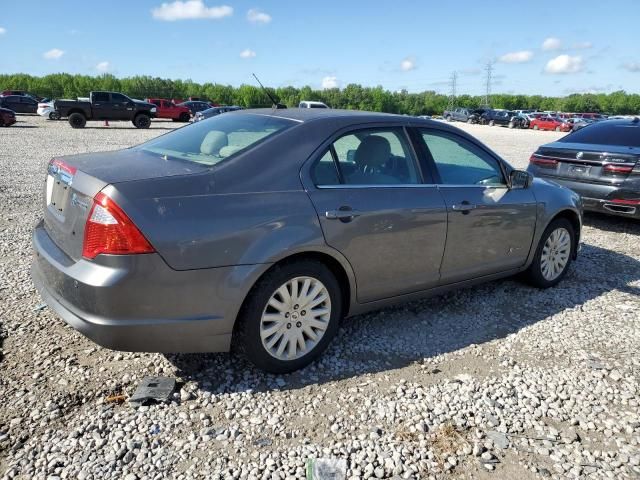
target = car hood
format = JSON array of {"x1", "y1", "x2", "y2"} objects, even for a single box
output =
[{"x1": 53, "y1": 148, "x2": 210, "y2": 185}]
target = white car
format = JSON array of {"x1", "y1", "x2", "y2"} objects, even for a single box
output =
[
  {"x1": 299, "y1": 100, "x2": 329, "y2": 109},
  {"x1": 37, "y1": 99, "x2": 60, "y2": 120}
]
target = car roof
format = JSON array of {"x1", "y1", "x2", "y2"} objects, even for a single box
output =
[{"x1": 240, "y1": 108, "x2": 407, "y2": 123}]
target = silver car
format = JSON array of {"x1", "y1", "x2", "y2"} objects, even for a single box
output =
[{"x1": 32, "y1": 109, "x2": 582, "y2": 373}]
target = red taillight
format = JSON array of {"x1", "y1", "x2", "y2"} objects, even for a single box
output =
[
  {"x1": 50, "y1": 159, "x2": 77, "y2": 176},
  {"x1": 610, "y1": 198, "x2": 640, "y2": 205},
  {"x1": 603, "y1": 164, "x2": 633, "y2": 174},
  {"x1": 529, "y1": 155, "x2": 558, "y2": 168},
  {"x1": 82, "y1": 192, "x2": 155, "y2": 259}
]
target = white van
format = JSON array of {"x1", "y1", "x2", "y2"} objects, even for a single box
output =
[{"x1": 299, "y1": 101, "x2": 329, "y2": 109}]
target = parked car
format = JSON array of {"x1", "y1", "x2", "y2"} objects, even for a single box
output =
[
  {"x1": 193, "y1": 105, "x2": 243, "y2": 122},
  {"x1": 31, "y1": 109, "x2": 582, "y2": 373},
  {"x1": 55, "y1": 92, "x2": 157, "y2": 129},
  {"x1": 1, "y1": 90, "x2": 41, "y2": 101},
  {"x1": 481, "y1": 110, "x2": 524, "y2": 128},
  {"x1": 579, "y1": 113, "x2": 606, "y2": 121},
  {"x1": 0, "y1": 95, "x2": 38, "y2": 114},
  {"x1": 443, "y1": 107, "x2": 480, "y2": 123},
  {"x1": 37, "y1": 98, "x2": 60, "y2": 120},
  {"x1": 177, "y1": 100, "x2": 212, "y2": 116},
  {"x1": 566, "y1": 117, "x2": 593, "y2": 132},
  {"x1": 528, "y1": 117, "x2": 640, "y2": 219},
  {"x1": 145, "y1": 98, "x2": 191, "y2": 122},
  {"x1": 0, "y1": 107, "x2": 17, "y2": 127},
  {"x1": 529, "y1": 115, "x2": 571, "y2": 132},
  {"x1": 299, "y1": 101, "x2": 329, "y2": 109}
]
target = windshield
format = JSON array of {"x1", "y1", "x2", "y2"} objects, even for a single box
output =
[{"x1": 136, "y1": 113, "x2": 296, "y2": 166}]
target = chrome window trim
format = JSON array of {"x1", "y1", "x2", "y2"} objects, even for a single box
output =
[{"x1": 316, "y1": 184, "x2": 439, "y2": 189}]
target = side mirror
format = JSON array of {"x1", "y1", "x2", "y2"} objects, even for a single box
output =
[{"x1": 509, "y1": 170, "x2": 533, "y2": 189}]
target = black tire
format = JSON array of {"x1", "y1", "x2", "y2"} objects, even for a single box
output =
[
  {"x1": 445, "y1": 115, "x2": 452, "y2": 122},
  {"x1": 234, "y1": 260, "x2": 342, "y2": 373},
  {"x1": 133, "y1": 114, "x2": 151, "y2": 129},
  {"x1": 523, "y1": 218, "x2": 575, "y2": 288},
  {"x1": 49, "y1": 111, "x2": 60, "y2": 120},
  {"x1": 179, "y1": 112, "x2": 191, "y2": 122},
  {"x1": 68, "y1": 113, "x2": 86, "y2": 128},
  {"x1": 489, "y1": 120, "x2": 495, "y2": 127}
]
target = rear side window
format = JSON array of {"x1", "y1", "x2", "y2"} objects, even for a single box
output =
[
  {"x1": 312, "y1": 127, "x2": 420, "y2": 186},
  {"x1": 137, "y1": 113, "x2": 295, "y2": 166},
  {"x1": 92, "y1": 92, "x2": 109, "y2": 102},
  {"x1": 420, "y1": 130, "x2": 506, "y2": 186},
  {"x1": 560, "y1": 122, "x2": 640, "y2": 147}
]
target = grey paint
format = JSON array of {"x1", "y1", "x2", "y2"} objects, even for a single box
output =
[{"x1": 32, "y1": 109, "x2": 582, "y2": 353}]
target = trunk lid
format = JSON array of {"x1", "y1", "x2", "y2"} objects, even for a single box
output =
[
  {"x1": 534, "y1": 141, "x2": 640, "y2": 185},
  {"x1": 43, "y1": 149, "x2": 209, "y2": 261}
]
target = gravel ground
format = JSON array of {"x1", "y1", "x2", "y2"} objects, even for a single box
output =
[{"x1": 1, "y1": 115, "x2": 639, "y2": 479}]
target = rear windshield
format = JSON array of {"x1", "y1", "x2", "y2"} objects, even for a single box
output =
[
  {"x1": 559, "y1": 121, "x2": 640, "y2": 147},
  {"x1": 136, "y1": 113, "x2": 296, "y2": 166}
]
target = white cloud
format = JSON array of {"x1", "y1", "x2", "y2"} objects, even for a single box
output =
[
  {"x1": 0, "y1": 27, "x2": 6, "y2": 35},
  {"x1": 239, "y1": 49, "x2": 256, "y2": 59},
  {"x1": 321, "y1": 76, "x2": 338, "y2": 89},
  {"x1": 498, "y1": 50, "x2": 533, "y2": 64},
  {"x1": 573, "y1": 41, "x2": 593, "y2": 50},
  {"x1": 43, "y1": 48, "x2": 65, "y2": 60},
  {"x1": 247, "y1": 8, "x2": 271, "y2": 24},
  {"x1": 400, "y1": 57, "x2": 416, "y2": 71},
  {"x1": 96, "y1": 61, "x2": 111, "y2": 73},
  {"x1": 152, "y1": 1, "x2": 232, "y2": 21},
  {"x1": 622, "y1": 62, "x2": 640, "y2": 73},
  {"x1": 542, "y1": 37, "x2": 562, "y2": 51},
  {"x1": 544, "y1": 55, "x2": 584, "y2": 74}
]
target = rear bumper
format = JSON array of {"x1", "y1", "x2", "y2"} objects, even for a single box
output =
[
  {"x1": 533, "y1": 175, "x2": 640, "y2": 219},
  {"x1": 31, "y1": 221, "x2": 264, "y2": 353}
]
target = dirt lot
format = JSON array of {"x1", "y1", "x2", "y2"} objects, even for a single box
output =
[{"x1": 1, "y1": 115, "x2": 639, "y2": 479}]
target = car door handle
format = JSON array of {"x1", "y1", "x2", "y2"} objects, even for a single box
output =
[
  {"x1": 451, "y1": 202, "x2": 477, "y2": 212},
  {"x1": 325, "y1": 208, "x2": 360, "y2": 220}
]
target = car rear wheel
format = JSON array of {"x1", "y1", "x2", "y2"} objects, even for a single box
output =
[
  {"x1": 235, "y1": 260, "x2": 342, "y2": 373},
  {"x1": 49, "y1": 111, "x2": 60, "y2": 120},
  {"x1": 489, "y1": 120, "x2": 495, "y2": 126},
  {"x1": 179, "y1": 112, "x2": 190, "y2": 122},
  {"x1": 523, "y1": 218, "x2": 575, "y2": 288},
  {"x1": 68, "y1": 113, "x2": 86, "y2": 128},
  {"x1": 133, "y1": 114, "x2": 151, "y2": 129}
]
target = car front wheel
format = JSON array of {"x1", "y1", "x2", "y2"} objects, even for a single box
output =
[
  {"x1": 133, "y1": 114, "x2": 151, "y2": 129},
  {"x1": 235, "y1": 260, "x2": 342, "y2": 373},
  {"x1": 524, "y1": 218, "x2": 575, "y2": 288}
]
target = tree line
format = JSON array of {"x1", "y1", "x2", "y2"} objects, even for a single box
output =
[{"x1": 1, "y1": 73, "x2": 639, "y2": 115}]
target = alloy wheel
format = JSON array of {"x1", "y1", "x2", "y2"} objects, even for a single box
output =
[
  {"x1": 540, "y1": 227, "x2": 571, "y2": 281},
  {"x1": 260, "y1": 276, "x2": 331, "y2": 361}
]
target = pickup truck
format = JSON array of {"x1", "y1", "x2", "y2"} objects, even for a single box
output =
[
  {"x1": 54, "y1": 91, "x2": 157, "y2": 128},
  {"x1": 481, "y1": 109, "x2": 525, "y2": 128},
  {"x1": 145, "y1": 98, "x2": 191, "y2": 122},
  {"x1": 442, "y1": 107, "x2": 489, "y2": 124}
]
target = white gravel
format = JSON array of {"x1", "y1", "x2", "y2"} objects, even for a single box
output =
[{"x1": 1, "y1": 115, "x2": 639, "y2": 479}]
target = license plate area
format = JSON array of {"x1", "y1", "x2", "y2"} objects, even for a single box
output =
[
  {"x1": 46, "y1": 167, "x2": 74, "y2": 217},
  {"x1": 568, "y1": 164, "x2": 591, "y2": 176}
]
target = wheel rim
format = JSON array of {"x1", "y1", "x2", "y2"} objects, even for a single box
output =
[
  {"x1": 260, "y1": 276, "x2": 331, "y2": 361},
  {"x1": 540, "y1": 227, "x2": 571, "y2": 281}
]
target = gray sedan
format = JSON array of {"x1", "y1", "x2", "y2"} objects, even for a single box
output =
[{"x1": 32, "y1": 109, "x2": 582, "y2": 373}]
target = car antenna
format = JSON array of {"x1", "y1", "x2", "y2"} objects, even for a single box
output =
[{"x1": 252, "y1": 73, "x2": 286, "y2": 109}]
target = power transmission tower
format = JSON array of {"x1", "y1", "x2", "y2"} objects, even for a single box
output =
[
  {"x1": 482, "y1": 62, "x2": 494, "y2": 107},
  {"x1": 447, "y1": 71, "x2": 457, "y2": 109}
]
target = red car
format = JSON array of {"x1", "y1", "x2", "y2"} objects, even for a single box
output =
[
  {"x1": 145, "y1": 98, "x2": 191, "y2": 122},
  {"x1": 529, "y1": 115, "x2": 571, "y2": 132},
  {"x1": 0, "y1": 107, "x2": 16, "y2": 127}
]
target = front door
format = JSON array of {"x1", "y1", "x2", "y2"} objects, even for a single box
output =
[
  {"x1": 417, "y1": 128, "x2": 537, "y2": 284},
  {"x1": 305, "y1": 126, "x2": 448, "y2": 303}
]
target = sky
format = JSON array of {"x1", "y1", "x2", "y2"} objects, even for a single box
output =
[{"x1": 1, "y1": 0, "x2": 639, "y2": 97}]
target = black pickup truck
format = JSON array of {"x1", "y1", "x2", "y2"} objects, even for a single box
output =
[{"x1": 54, "y1": 91, "x2": 157, "y2": 128}]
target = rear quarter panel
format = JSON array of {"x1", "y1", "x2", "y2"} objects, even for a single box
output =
[{"x1": 109, "y1": 175, "x2": 329, "y2": 271}]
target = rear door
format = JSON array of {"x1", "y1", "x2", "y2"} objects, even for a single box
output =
[
  {"x1": 416, "y1": 128, "x2": 537, "y2": 284},
  {"x1": 305, "y1": 126, "x2": 448, "y2": 303}
]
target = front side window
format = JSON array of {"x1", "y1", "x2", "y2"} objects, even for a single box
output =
[
  {"x1": 137, "y1": 113, "x2": 295, "y2": 166},
  {"x1": 313, "y1": 128, "x2": 419, "y2": 186},
  {"x1": 421, "y1": 130, "x2": 505, "y2": 186},
  {"x1": 111, "y1": 93, "x2": 128, "y2": 102}
]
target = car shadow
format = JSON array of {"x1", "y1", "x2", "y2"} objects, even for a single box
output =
[
  {"x1": 583, "y1": 211, "x2": 640, "y2": 233},
  {"x1": 7, "y1": 124, "x2": 38, "y2": 128},
  {"x1": 167, "y1": 219, "x2": 640, "y2": 394}
]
